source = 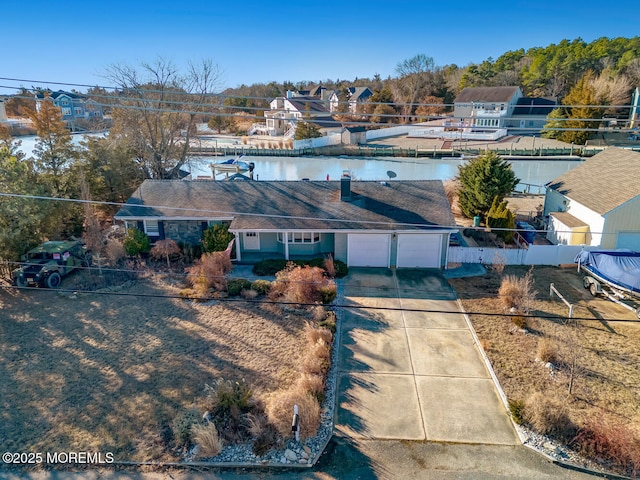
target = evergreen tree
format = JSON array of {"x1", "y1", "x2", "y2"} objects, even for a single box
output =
[
  {"x1": 294, "y1": 121, "x2": 322, "y2": 140},
  {"x1": 486, "y1": 197, "x2": 516, "y2": 243},
  {"x1": 541, "y1": 108, "x2": 567, "y2": 140},
  {"x1": 457, "y1": 151, "x2": 520, "y2": 219}
]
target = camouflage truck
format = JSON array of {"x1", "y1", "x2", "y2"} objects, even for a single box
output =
[{"x1": 12, "y1": 240, "x2": 92, "y2": 288}]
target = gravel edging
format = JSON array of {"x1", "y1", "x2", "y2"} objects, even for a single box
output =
[
  {"x1": 180, "y1": 306, "x2": 340, "y2": 468},
  {"x1": 457, "y1": 299, "x2": 633, "y2": 480}
]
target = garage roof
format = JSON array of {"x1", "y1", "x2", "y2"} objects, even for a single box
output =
[
  {"x1": 116, "y1": 179, "x2": 455, "y2": 231},
  {"x1": 546, "y1": 148, "x2": 640, "y2": 215}
]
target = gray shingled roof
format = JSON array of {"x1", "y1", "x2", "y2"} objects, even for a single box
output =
[
  {"x1": 454, "y1": 86, "x2": 520, "y2": 103},
  {"x1": 115, "y1": 180, "x2": 454, "y2": 231},
  {"x1": 546, "y1": 148, "x2": 640, "y2": 215}
]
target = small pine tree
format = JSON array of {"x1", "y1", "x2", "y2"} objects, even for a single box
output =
[
  {"x1": 294, "y1": 121, "x2": 322, "y2": 140},
  {"x1": 123, "y1": 228, "x2": 151, "y2": 256},
  {"x1": 486, "y1": 197, "x2": 515, "y2": 243}
]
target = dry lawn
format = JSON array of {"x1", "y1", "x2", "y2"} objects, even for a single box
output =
[
  {"x1": 0, "y1": 276, "x2": 310, "y2": 461},
  {"x1": 449, "y1": 265, "x2": 640, "y2": 472}
]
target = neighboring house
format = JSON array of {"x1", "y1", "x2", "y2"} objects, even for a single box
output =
[
  {"x1": 264, "y1": 95, "x2": 340, "y2": 136},
  {"x1": 544, "y1": 148, "x2": 640, "y2": 250},
  {"x1": 348, "y1": 86, "x2": 373, "y2": 114},
  {"x1": 451, "y1": 86, "x2": 556, "y2": 137},
  {"x1": 35, "y1": 90, "x2": 103, "y2": 123},
  {"x1": 114, "y1": 177, "x2": 457, "y2": 268},
  {"x1": 328, "y1": 87, "x2": 373, "y2": 114}
]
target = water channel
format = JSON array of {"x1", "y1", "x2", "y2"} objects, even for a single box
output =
[
  {"x1": 16, "y1": 135, "x2": 583, "y2": 193},
  {"x1": 188, "y1": 154, "x2": 582, "y2": 194}
]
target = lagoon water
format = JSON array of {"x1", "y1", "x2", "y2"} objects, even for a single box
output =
[
  {"x1": 16, "y1": 135, "x2": 582, "y2": 192},
  {"x1": 188, "y1": 155, "x2": 581, "y2": 193}
]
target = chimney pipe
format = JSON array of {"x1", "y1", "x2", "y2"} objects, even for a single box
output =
[{"x1": 340, "y1": 174, "x2": 351, "y2": 201}]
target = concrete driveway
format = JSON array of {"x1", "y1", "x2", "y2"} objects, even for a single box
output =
[{"x1": 335, "y1": 268, "x2": 519, "y2": 445}]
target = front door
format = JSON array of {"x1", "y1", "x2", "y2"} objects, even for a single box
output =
[{"x1": 244, "y1": 232, "x2": 260, "y2": 250}]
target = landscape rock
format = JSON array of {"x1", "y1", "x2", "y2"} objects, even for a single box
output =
[{"x1": 284, "y1": 449, "x2": 297, "y2": 461}]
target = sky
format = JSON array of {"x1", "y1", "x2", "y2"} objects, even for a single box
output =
[{"x1": 1, "y1": 0, "x2": 639, "y2": 94}]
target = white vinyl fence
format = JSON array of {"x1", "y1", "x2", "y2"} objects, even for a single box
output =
[
  {"x1": 448, "y1": 244, "x2": 597, "y2": 266},
  {"x1": 293, "y1": 133, "x2": 342, "y2": 149}
]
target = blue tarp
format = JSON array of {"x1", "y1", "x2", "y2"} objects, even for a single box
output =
[{"x1": 575, "y1": 250, "x2": 640, "y2": 294}]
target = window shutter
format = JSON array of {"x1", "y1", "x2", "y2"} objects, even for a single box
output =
[{"x1": 158, "y1": 221, "x2": 165, "y2": 240}]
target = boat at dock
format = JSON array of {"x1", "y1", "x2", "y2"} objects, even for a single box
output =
[{"x1": 211, "y1": 154, "x2": 254, "y2": 175}]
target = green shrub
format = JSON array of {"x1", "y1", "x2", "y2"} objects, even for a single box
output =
[
  {"x1": 251, "y1": 279, "x2": 272, "y2": 295},
  {"x1": 202, "y1": 223, "x2": 234, "y2": 253},
  {"x1": 252, "y1": 259, "x2": 288, "y2": 276},
  {"x1": 123, "y1": 228, "x2": 151, "y2": 256},
  {"x1": 508, "y1": 399, "x2": 525, "y2": 424},
  {"x1": 227, "y1": 278, "x2": 252, "y2": 296},
  {"x1": 252, "y1": 258, "x2": 348, "y2": 278},
  {"x1": 319, "y1": 311, "x2": 337, "y2": 334},
  {"x1": 204, "y1": 378, "x2": 253, "y2": 415},
  {"x1": 319, "y1": 285, "x2": 337, "y2": 304},
  {"x1": 172, "y1": 408, "x2": 201, "y2": 447},
  {"x1": 333, "y1": 260, "x2": 348, "y2": 278},
  {"x1": 486, "y1": 196, "x2": 515, "y2": 243}
]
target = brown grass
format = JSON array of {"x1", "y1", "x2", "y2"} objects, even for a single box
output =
[
  {"x1": 0, "y1": 276, "x2": 309, "y2": 461},
  {"x1": 269, "y1": 264, "x2": 336, "y2": 304},
  {"x1": 536, "y1": 337, "x2": 558, "y2": 363},
  {"x1": 572, "y1": 415, "x2": 640, "y2": 476},
  {"x1": 499, "y1": 269, "x2": 537, "y2": 312},
  {"x1": 524, "y1": 392, "x2": 576, "y2": 441},
  {"x1": 186, "y1": 251, "x2": 232, "y2": 293},
  {"x1": 266, "y1": 387, "x2": 321, "y2": 440},
  {"x1": 450, "y1": 265, "x2": 640, "y2": 475},
  {"x1": 442, "y1": 179, "x2": 462, "y2": 216},
  {"x1": 192, "y1": 422, "x2": 223, "y2": 458},
  {"x1": 105, "y1": 239, "x2": 127, "y2": 263}
]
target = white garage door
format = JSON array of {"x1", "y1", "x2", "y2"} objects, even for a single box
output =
[
  {"x1": 347, "y1": 234, "x2": 390, "y2": 267},
  {"x1": 396, "y1": 234, "x2": 442, "y2": 268},
  {"x1": 616, "y1": 232, "x2": 640, "y2": 251}
]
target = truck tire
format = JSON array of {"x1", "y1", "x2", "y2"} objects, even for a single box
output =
[
  {"x1": 15, "y1": 276, "x2": 28, "y2": 288},
  {"x1": 46, "y1": 272, "x2": 62, "y2": 289}
]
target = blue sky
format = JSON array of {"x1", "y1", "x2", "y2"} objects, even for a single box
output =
[{"x1": 2, "y1": 0, "x2": 638, "y2": 94}]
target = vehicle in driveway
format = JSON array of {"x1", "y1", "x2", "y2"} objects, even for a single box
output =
[{"x1": 12, "y1": 240, "x2": 92, "y2": 288}]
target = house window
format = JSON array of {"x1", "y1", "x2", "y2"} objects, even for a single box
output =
[
  {"x1": 61, "y1": 107, "x2": 72, "y2": 116},
  {"x1": 144, "y1": 220, "x2": 160, "y2": 236},
  {"x1": 277, "y1": 232, "x2": 320, "y2": 244},
  {"x1": 74, "y1": 107, "x2": 83, "y2": 116}
]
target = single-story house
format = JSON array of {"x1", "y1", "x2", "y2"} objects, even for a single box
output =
[
  {"x1": 544, "y1": 147, "x2": 640, "y2": 250},
  {"x1": 115, "y1": 177, "x2": 457, "y2": 268}
]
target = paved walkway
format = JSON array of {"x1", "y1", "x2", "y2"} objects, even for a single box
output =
[{"x1": 335, "y1": 268, "x2": 519, "y2": 445}]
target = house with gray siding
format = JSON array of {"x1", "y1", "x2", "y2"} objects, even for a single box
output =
[
  {"x1": 544, "y1": 148, "x2": 640, "y2": 250},
  {"x1": 115, "y1": 177, "x2": 457, "y2": 268}
]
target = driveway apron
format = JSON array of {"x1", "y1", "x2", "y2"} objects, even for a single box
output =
[{"x1": 335, "y1": 268, "x2": 519, "y2": 445}]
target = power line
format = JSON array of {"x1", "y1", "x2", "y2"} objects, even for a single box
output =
[{"x1": 1, "y1": 283, "x2": 637, "y2": 323}]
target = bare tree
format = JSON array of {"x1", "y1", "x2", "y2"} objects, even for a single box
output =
[
  {"x1": 104, "y1": 58, "x2": 223, "y2": 179},
  {"x1": 394, "y1": 54, "x2": 437, "y2": 122}
]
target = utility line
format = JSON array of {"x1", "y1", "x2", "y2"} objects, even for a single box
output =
[
  {"x1": 1, "y1": 76, "x2": 635, "y2": 110},
  {"x1": 1, "y1": 283, "x2": 636, "y2": 323}
]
